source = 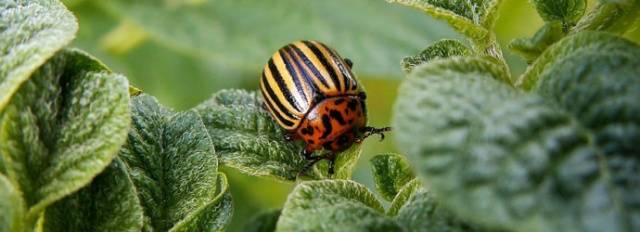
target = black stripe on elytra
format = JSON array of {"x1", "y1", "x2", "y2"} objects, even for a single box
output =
[
  {"x1": 268, "y1": 58, "x2": 302, "y2": 112},
  {"x1": 291, "y1": 44, "x2": 332, "y2": 89},
  {"x1": 278, "y1": 50, "x2": 308, "y2": 106},
  {"x1": 303, "y1": 41, "x2": 343, "y2": 91},
  {"x1": 283, "y1": 46, "x2": 323, "y2": 94},
  {"x1": 261, "y1": 72, "x2": 297, "y2": 126},
  {"x1": 329, "y1": 110, "x2": 346, "y2": 125},
  {"x1": 321, "y1": 114, "x2": 333, "y2": 139},
  {"x1": 317, "y1": 42, "x2": 352, "y2": 91}
]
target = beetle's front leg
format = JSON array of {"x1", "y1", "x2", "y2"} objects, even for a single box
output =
[{"x1": 360, "y1": 126, "x2": 392, "y2": 141}]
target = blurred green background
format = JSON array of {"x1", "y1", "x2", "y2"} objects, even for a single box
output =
[{"x1": 61, "y1": 0, "x2": 638, "y2": 231}]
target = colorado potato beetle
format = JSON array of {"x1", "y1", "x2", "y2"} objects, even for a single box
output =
[{"x1": 260, "y1": 40, "x2": 391, "y2": 175}]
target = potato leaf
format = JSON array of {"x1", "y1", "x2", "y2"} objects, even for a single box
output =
[
  {"x1": 388, "y1": 0, "x2": 503, "y2": 42},
  {"x1": 518, "y1": 31, "x2": 638, "y2": 90},
  {"x1": 0, "y1": 173, "x2": 24, "y2": 232},
  {"x1": 194, "y1": 89, "x2": 362, "y2": 181},
  {"x1": 402, "y1": 39, "x2": 472, "y2": 73},
  {"x1": 277, "y1": 178, "x2": 482, "y2": 231},
  {"x1": 572, "y1": 0, "x2": 640, "y2": 34},
  {"x1": 276, "y1": 180, "x2": 402, "y2": 232},
  {"x1": 0, "y1": 0, "x2": 78, "y2": 110},
  {"x1": 393, "y1": 56, "x2": 639, "y2": 231},
  {"x1": 536, "y1": 46, "x2": 640, "y2": 232},
  {"x1": 43, "y1": 158, "x2": 144, "y2": 232},
  {"x1": 389, "y1": 179, "x2": 482, "y2": 232},
  {"x1": 530, "y1": 0, "x2": 587, "y2": 25},
  {"x1": 508, "y1": 22, "x2": 564, "y2": 62},
  {"x1": 0, "y1": 48, "x2": 130, "y2": 227},
  {"x1": 119, "y1": 94, "x2": 232, "y2": 232},
  {"x1": 370, "y1": 153, "x2": 415, "y2": 201}
]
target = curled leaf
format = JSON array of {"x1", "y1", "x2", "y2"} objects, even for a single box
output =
[
  {"x1": 517, "y1": 31, "x2": 638, "y2": 90},
  {"x1": 119, "y1": 94, "x2": 231, "y2": 231},
  {"x1": 43, "y1": 158, "x2": 144, "y2": 232},
  {"x1": 388, "y1": 0, "x2": 503, "y2": 42},
  {"x1": 393, "y1": 55, "x2": 640, "y2": 231},
  {"x1": 530, "y1": 0, "x2": 587, "y2": 25},
  {"x1": 402, "y1": 39, "x2": 472, "y2": 73},
  {"x1": 370, "y1": 153, "x2": 415, "y2": 201},
  {"x1": 0, "y1": 0, "x2": 78, "y2": 110},
  {"x1": 0, "y1": 48, "x2": 130, "y2": 225},
  {"x1": 508, "y1": 22, "x2": 564, "y2": 62}
]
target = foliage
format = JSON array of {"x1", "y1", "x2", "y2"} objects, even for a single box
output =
[
  {"x1": 392, "y1": 0, "x2": 640, "y2": 231},
  {"x1": 1, "y1": 0, "x2": 639, "y2": 232}
]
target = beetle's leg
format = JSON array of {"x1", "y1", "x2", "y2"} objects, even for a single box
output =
[
  {"x1": 344, "y1": 58, "x2": 354, "y2": 69},
  {"x1": 260, "y1": 101, "x2": 268, "y2": 111},
  {"x1": 298, "y1": 154, "x2": 323, "y2": 177},
  {"x1": 327, "y1": 154, "x2": 336, "y2": 177},
  {"x1": 361, "y1": 126, "x2": 392, "y2": 141}
]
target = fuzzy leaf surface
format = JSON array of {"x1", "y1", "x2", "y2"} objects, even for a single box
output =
[
  {"x1": 276, "y1": 180, "x2": 402, "y2": 232},
  {"x1": 0, "y1": 49, "x2": 130, "y2": 223},
  {"x1": 508, "y1": 23, "x2": 564, "y2": 62},
  {"x1": 388, "y1": 0, "x2": 503, "y2": 41},
  {"x1": 370, "y1": 153, "x2": 415, "y2": 201},
  {"x1": 572, "y1": 0, "x2": 640, "y2": 34},
  {"x1": 119, "y1": 94, "x2": 231, "y2": 231},
  {"x1": 518, "y1": 31, "x2": 638, "y2": 90},
  {"x1": 393, "y1": 56, "x2": 639, "y2": 231},
  {"x1": 194, "y1": 90, "x2": 362, "y2": 181},
  {"x1": 0, "y1": 174, "x2": 24, "y2": 232},
  {"x1": 531, "y1": 0, "x2": 587, "y2": 24},
  {"x1": 43, "y1": 158, "x2": 143, "y2": 232},
  {"x1": 402, "y1": 39, "x2": 472, "y2": 73},
  {"x1": 0, "y1": 0, "x2": 78, "y2": 110},
  {"x1": 536, "y1": 47, "x2": 640, "y2": 231},
  {"x1": 389, "y1": 179, "x2": 481, "y2": 232}
]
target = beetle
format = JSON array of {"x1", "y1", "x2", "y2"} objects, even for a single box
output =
[{"x1": 260, "y1": 40, "x2": 391, "y2": 176}]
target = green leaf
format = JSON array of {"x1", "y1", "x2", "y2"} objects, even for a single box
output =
[
  {"x1": 243, "y1": 209, "x2": 281, "y2": 232},
  {"x1": 194, "y1": 89, "x2": 362, "y2": 181},
  {"x1": 393, "y1": 56, "x2": 639, "y2": 231},
  {"x1": 402, "y1": 39, "x2": 472, "y2": 73},
  {"x1": 387, "y1": 0, "x2": 503, "y2": 42},
  {"x1": 119, "y1": 94, "x2": 232, "y2": 231},
  {"x1": 572, "y1": 0, "x2": 640, "y2": 34},
  {"x1": 0, "y1": 49, "x2": 130, "y2": 225},
  {"x1": 370, "y1": 153, "x2": 415, "y2": 201},
  {"x1": 530, "y1": 0, "x2": 587, "y2": 25},
  {"x1": 43, "y1": 158, "x2": 143, "y2": 232},
  {"x1": 389, "y1": 179, "x2": 481, "y2": 232},
  {"x1": 508, "y1": 22, "x2": 565, "y2": 62},
  {"x1": 535, "y1": 47, "x2": 640, "y2": 232},
  {"x1": 277, "y1": 179, "x2": 483, "y2": 231},
  {"x1": 0, "y1": 173, "x2": 25, "y2": 232},
  {"x1": 276, "y1": 180, "x2": 402, "y2": 232},
  {"x1": 0, "y1": 0, "x2": 78, "y2": 111},
  {"x1": 518, "y1": 31, "x2": 638, "y2": 90},
  {"x1": 94, "y1": 0, "x2": 448, "y2": 78}
]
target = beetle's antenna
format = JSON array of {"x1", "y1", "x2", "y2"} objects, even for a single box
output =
[{"x1": 361, "y1": 126, "x2": 392, "y2": 141}]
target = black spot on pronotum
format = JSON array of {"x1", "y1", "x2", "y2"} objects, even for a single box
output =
[
  {"x1": 321, "y1": 114, "x2": 333, "y2": 139},
  {"x1": 301, "y1": 126, "x2": 314, "y2": 135},
  {"x1": 329, "y1": 110, "x2": 346, "y2": 125},
  {"x1": 347, "y1": 99, "x2": 358, "y2": 111},
  {"x1": 335, "y1": 98, "x2": 345, "y2": 104}
]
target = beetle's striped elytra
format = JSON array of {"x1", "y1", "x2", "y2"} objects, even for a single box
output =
[{"x1": 260, "y1": 40, "x2": 390, "y2": 176}]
